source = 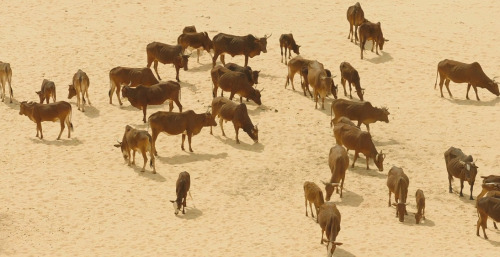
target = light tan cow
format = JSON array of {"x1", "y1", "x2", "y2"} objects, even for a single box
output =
[
  {"x1": 19, "y1": 101, "x2": 73, "y2": 140},
  {"x1": 114, "y1": 125, "x2": 156, "y2": 174},
  {"x1": 0, "y1": 61, "x2": 13, "y2": 103},
  {"x1": 68, "y1": 69, "x2": 91, "y2": 112}
]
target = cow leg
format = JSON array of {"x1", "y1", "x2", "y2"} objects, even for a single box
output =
[
  {"x1": 340, "y1": 177, "x2": 344, "y2": 198},
  {"x1": 132, "y1": 150, "x2": 136, "y2": 165},
  {"x1": 305, "y1": 197, "x2": 308, "y2": 217},
  {"x1": 212, "y1": 52, "x2": 219, "y2": 67},
  {"x1": 151, "y1": 130, "x2": 159, "y2": 156},
  {"x1": 469, "y1": 184, "x2": 474, "y2": 200},
  {"x1": 182, "y1": 197, "x2": 186, "y2": 214},
  {"x1": 142, "y1": 106, "x2": 147, "y2": 123},
  {"x1": 36, "y1": 122, "x2": 43, "y2": 139},
  {"x1": 229, "y1": 92, "x2": 235, "y2": 101},
  {"x1": 309, "y1": 201, "x2": 314, "y2": 218},
  {"x1": 352, "y1": 151, "x2": 359, "y2": 168},
  {"x1": 153, "y1": 60, "x2": 162, "y2": 81},
  {"x1": 234, "y1": 125, "x2": 240, "y2": 144},
  {"x1": 448, "y1": 173, "x2": 453, "y2": 193},
  {"x1": 187, "y1": 134, "x2": 193, "y2": 152},
  {"x1": 57, "y1": 120, "x2": 65, "y2": 140},
  {"x1": 459, "y1": 179, "x2": 464, "y2": 197},
  {"x1": 388, "y1": 191, "x2": 392, "y2": 207},
  {"x1": 321, "y1": 229, "x2": 325, "y2": 244},
  {"x1": 444, "y1": 79, "x2": 453, "y2": 98},
  {"x1": 314, "y1": 90, "x2": 318, "y2": 109},
  {"x1": 141, "y1": 150, "x2": 147, "y2": 172},
  {"x1": 341, "y1": 78, "x2": 347, "y2": 97},
  {"x1": 348, "y1": 24, "x2": 353, "y2": 41},
  {"x1": 466, "y1": 84, "x2": 471, "y2": 100},
  {"x1": 175, "y1": 66, "x2": 180, "y2": 82},
  {"x1": 365, "y1": 155, "x2": 370, "y2": 170},
  {"x1": 244, "y1": 55, "x2": 249, "y2": 67},
  {"x1": 472, "y1": 85, "x2": 480, "y2": 101},
  {"x1": 348, "y1": 82, "x2": 353, "y2": 99},
  {"x1": 220, "y1": 54, "x2": 226, "y2": 66},
  {"x1": 239, "y1": 96, "x2": 243, "y2": 104},
  {"x1": 354, "y1": 25, "x2": 359, "y2": 43},
  {"x1": 280, "y1": 46, "x2": 283, "y2": 63},
  {"x1": 321, "y1": 97, "x2": 325, "y2": 110},
  {"x1": 86, "y1": 90, "x2": 91, "y2": 105},
  {"x1": 365, "y1": 124, "x2": 370, "y2": 133},
  {"x1": 494, "y1": 222, "x2": 497, "y2": 229},
  {"x1": 181, "y1": 134, "x2": 186, "y2": 151},
  {"x1": 115, "y1": 86, "x2": 123, "y2": 106},
  {"x1": 197, "y1": 49, "x2": 201, "y2": 63},
  {"x1": 219, "y1": 117, "x2": 226, "y2": 136},
  {"x1": 477, "y1": 213, "x2": 488, "y2": 239},
  {"x1": 284, "y1": 48, "x2": 288, "y2": 65},
  {"x1": 168, "y1": 100, "x2": 174, "y2": 112}
]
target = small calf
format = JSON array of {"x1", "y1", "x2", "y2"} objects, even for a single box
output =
[
  {"x1": 113, "y1": 125, "x2": 156, "y2": 174},
  {"x1": 36, "y1": 79, "x2": 56, "y2": 104},
  {"x1": 304, "y1": 181, "x2": 325, "y2": 223},
  {"x1": 171, "y1": 171, "x2": 191, "y2": 215},
  {"x1": 415, "y1": 189, "x2": 426, "y2": 224}
]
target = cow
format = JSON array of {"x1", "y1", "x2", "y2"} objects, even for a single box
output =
[
  {"x1": 334, "y1": 122, "x2": 385, "y2": 171},
  {"x1": 476, "y1": 196, "x2": 500, "y2": 239},
  {"x1": 330, "y1": 116, "x2": 356, "y2": 128},
  {"x1": 224, "y1": 62, "x2": 260, "y2": 85},
  {"x1": 387, "y1": 166, "x2": 409, "y2": 222},
  {"x1": 346, "y1": 2, "x2": 367, "y2": 43},
  {"x1": 359, "y1": 21, "x2": 388, "y2": 59},
  {"x1": 285, "y1": 56, "x2": 314, "y2": 96},
  {"x1": 476, "y1": 175, "x2": 500, "y2": 205},
  {"x1": 340, "y1": 62, "x2": 364, "y2": 101},
  {"x1": 303, "y1": 181, "x2": 325, "y2": 223},
  {"x1": 415, "y1": 189, "x2": 426, "y2": 224},
  {"x1": 171, "y1": 171, "x2": 191, "y2": 215},
  {"x1": 19, "y1": 101, "x2": 73, "y2": 140},
  {"x1": 113, "y1": 125, "x2": 156, "y2": 174},
  {"x1": 318, "y1": 202, "x2": 343, "y2": 257},
  {"x1": 279, "y1": 33, "x2": 300, "y2": 64},
  {"x1": 146, "y1": 41, "x2": 190, "y2": 82},
  {"x1": 212, "y1": 33, "x2": 271, "y2": 67},
  {"x1": 108, "y1": 66, "x2": 159, "y2": 105},
  {"x1": 210, "y1": 97, "x2": 258, "y2": 144},
  {"x1": 121, "y1": 81, "x2": 182, "y2": 123},
  {"x1": 177, "y1": 31, "x2": 213, "y2": 63},
  {"x1": 213, "y1": 67, "x2": 263, "y2": 105},
  {"x1": 211, "y1": 64, "x2": 260, "y2": 99},
  {"x1": 307, "y1": 61, "x2": 336, "y2": 109},
  {"x1": 322, "y1": 145, "x2": 349, "y2": 200},
  {"x1": 148, "y1": 110, "x2": 216, "y2": 154},
  {"x1": 182, "y1": 25, "x2": 197, "y2": 34},
  {"x1": 0, "y1": 61, "x2": 13, "y2": 103},
  {"x1": 68, "y1": 69, "x2": 90, "y2": 112},
  {"x1": 434, "y1": 59, "x2": 499, "y2": 100},
  {"x1": 331, "y1": 99, "x2": 389, "y2": 132},
  {"x1": 444, "y1": 146, "x2": 478, "y2": 200},
  {"x1": 36, "y1": 79, "x2": 56, "y2": 104}
]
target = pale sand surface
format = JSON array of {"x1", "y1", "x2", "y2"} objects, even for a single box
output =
[{"x1": 0, "y1": 0, "x2": 499, "y2": 256}]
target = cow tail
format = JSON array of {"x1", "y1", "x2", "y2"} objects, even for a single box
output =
[
  {"x1": 68, "y1": 106, "x2": 74, "y2": 131},
  {"x1": 179, "y1": 86, "x2": 182, "y2": 101},
  {"x1": 147, "y1": 133, "x2": 154, "y2": 168},
  {"x1": 434, "y1": 68, "x2": 438, "y2": 89}
]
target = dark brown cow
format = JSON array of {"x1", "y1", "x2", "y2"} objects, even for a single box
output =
[
  {"x1": 212, "y1": 33, "x2": 271, "y2": 67},
  {"x1": 318, "y1": 202, "x2": 343, "y2": 257},
  {"x1": 36, "y1": 79, "x2": 56, "y2": 104},
  {"x1": 340, "y1": 62, "x2": 364, "y2": 101},
  {"x1": 0, "y1": 61, "x2": 13, "y2": 103},
  {"x1": 210, "y1": 97, "x2": 258, "y2": 144},
  {"x1": 279, "y1": 33, "x2": 300, "y2": 64},
  {"x1": 476, "y1": 175, "x2": 500, "y2": 205},
  {"x1": 444, "y1": 147, "x2": 478, "y2": 200},
  {"x1": 146, "y1": 41, "x2": 190, "y2": 82},
  {"x1": 68, "y1": 69, "x2": 90, "y2": 112},
  {"x1": 211, "y1": 64, "x2": 260, "y2": 99},
  {"x1": 346, "y1": 2, "x2": 367, "y2": 43},
  {"x1": 113, "y1": 125, "x2": 155, "y2": 173},
  {"x1": 108, "y1": 66, "x2": 159, "y2": 105},
  {"x1": 182, "y1": 25, "x2": 197, "y2": 34},
  {"x1": 304, "y1": 181, "x2": 325, "y2": 223},
  {"x1": 415, "y1": 189, "x2": 426, "y2": 224},
  {"x1": 330, "y1": 116, "x2": 356, "y2": 128},
  {"x1": 476, "y1": 196, "x2": 500, "y2": 239},
  {"x1": 359, "y1": 21, "x2": 388, "y2": 59},
  {"x1": 435, "y1": 59, "x2": 499, "y2": 100},
  {"x1": 285, "y1": 56, "x2": 314, "y2": 96},
  {"x1": 177, "y1": 32, "x2": 213, "y2": 63},
  {"x1": 225, "y1": 62, "x2": 260, "y2": 85},
  {"x1": 171, "y1": 171, "x2": 191, "y2": 215},
  {"x1": 19, "y1": 101, "x2": 73, "y2": 140},
  {"x1": 214, "y1": 67, "x2": 263, "y2": 105},
  {"x1": 323, "y1": 145, "x2": 349, "y2": 200},
  {"x1": 307, "y1": 61, "x2": 336, "y2": 109},
  {"x1": 330, "y1": 99, "x2": 389, "y2": 132},
  {"x1": 121, "y1": 81, "x2": 182, "y2": 123},
  {"x1": 148, "y1": 110, "x2": 216, "y2": 154},
  {"x1": 387, "y1": 166, "x2": 409, "y2": 222}
]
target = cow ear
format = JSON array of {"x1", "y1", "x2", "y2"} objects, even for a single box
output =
[
  {"x1": 113, "y1": 143, "x2": 121, "y2": 148},
  {"x1": 169, "y1": 200, "x2": 175, "y2": 203}
]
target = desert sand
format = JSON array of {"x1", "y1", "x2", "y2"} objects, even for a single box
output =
[{"x1": 1, "y1": 0, "x2": 499, "y2": 256}]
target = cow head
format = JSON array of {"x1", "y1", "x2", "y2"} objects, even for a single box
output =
[
  {"x1": 393, "y1": 202, "x2": 408, "y2": 222},
  {"x1": 415, "y1": 212, "x2": 423, "y2": 224},
  {"x1": 35, "y1": 91, "x2": 44, "y2": 103},
  {"x1": 170, "y1": 199, "x2": 182, "y2": 215},
  {"x1": 19, "y1": 101, "x2": 33, "y2": 116},
  {"x1": 257, "y1": 34, "x2": 271, "y2": 54},
  {"x1": 114, "y1": 141, "x2": 129, "y2": 161},
  {"x1": 292, "y1": 44, "x2": 301, "y2": 55},
  {"x1": 249, "y1": 88, "x2": 263, "y2": 105},
  {"x1": 202, "y1": 111, "x2": 217, "y2": 127},
  {"x1": 374, "y1": 151, "x2": 386, "y2": 171},
  {"x1": 203, "y1": 32, "x2": 214, "y2": 52},
  {"x1": 181, "y1": 54, "x2": 190, "y2": 71},
  {"x1": 487, "y1": 79, "x2": 499, "y2": 96},
  {"x1": 460, "y1": 161, "x2": 478, "y2": 185},
  {"x1": 324, "y1": 241, "x2": 343, "y2": 257},
  {"x1": 244, "y1": 124, "x2": 259, "y2": 143},
  {"x1": 252, "y1": 70, "x2": 260, "y2": 84},
  {"x1": 322, "y1": 181, "x2": 340, "y2": 201},
  {"x1": 377, "y1": 107, "x2": 390, "y2": 123},
  {"x1": 121, "y1": 85, "x2": 132, "y2": 98},
  {"x1": 68, "y1": 84, "x2": 76, "y2": 99},
  {"x1": 328, "y1": 77, "x2": 338, "y2": 99}
]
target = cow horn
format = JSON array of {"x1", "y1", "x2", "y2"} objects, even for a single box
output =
[
  {"x1": 264, "y1": 33, "x2": 272, "y2": 39},
  {"x1": 259, "y1": 88, "x2": 264, "y2": 93}
]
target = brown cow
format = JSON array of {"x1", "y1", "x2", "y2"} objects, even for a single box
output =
[
  {"x1": 36, "y1": 79, "x2": 56, "y2": 104},
  {"x1": 323, "y1": 145, "x2": 349, "y2": 200},
  {"x1": 285, "y1": 56, "x2": 314, "y2": 96},
  {"x1": 182, "y1": 25, "x2": 197, "y2": 34},
  {"x1": 330, "y1": 116, "x2": 356, "y2": 128},
  {"x1": 415, "y1": 189, "x2": 426, "y2": 224},
  {"x1": 148, "y1": 110, "x2": 216, "y2": 154},
  {"x1": 146, "y1": 41, "x2": 190, "y2": 82},
  {"x1": 279, "y1": 33, "x2": 300, "y2": 64},
  {"x1": 212, "y1": 33, "x2": 271, "y2": 67},
  {"x1": 108, "y1": 66, "x2": 159, "y2": 105},
  {"x1": 444, "y1": 146, "x2": 478, "y2": 200},
  {"x1": 19, "y1": 101, "x2": 73, "y2": 140},
  {"x1": 435, "y1": 59, "x2": 499, "y2": 100},
  {"x1": 476, "y1": 175, "x2": 500, "y2": 205},
  {"x1": 304, "y1": 181, "x2": 325, "y2": 223},
  {"x1": 359, "y1": 21, "x2": 388, "y2": 59},
  {"x1": 177, "y1": 31, "x2": 213, "y2": 63},
  {"x1": 346, "y1": 2, "x2": 367, "y2": 43},
  {"x1": 113, "y1": 125, "x2": 156, "y2": 174},
  {"x1": 121, "y1": 81, "x2": 182, "y2": 123},
  {"x1": 331, "y1": 99, "x2": 389, "y2": 132},
  {"x1": 318, "y1": 202, "x2": 343, "y2": 257},
  {"x1": 0, "y1": 61, "x2": 13, "y2": 103},
  {"x1": 224, "y1": 62, "x2": 260, "y2": 85},
  {"x1": 210, "y1": 97, "x2": 258, "y2": 144},
  {"x1": 476, "y1": 196, "x2": 500, "y2": 239},
  {"x1": 171, "y1": 171, "x2": 191, "y2": 215},
  {"x1": 387, "y1": 166, "x2": 409, "y2": 222},
  {"x1": 68, "y1": 69, "x2": 90, "y2": 112},
  {"x1": 340, "y1": 62, "x2": 364, "y2": 101},
  {"x1": 307, "y1": 61, "x2": 336, "y2": 109},
  {"x1": 214, "y1": 67, "x2": 263, "y2": 105}
]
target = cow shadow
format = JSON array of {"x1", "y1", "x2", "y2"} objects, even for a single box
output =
[
  {"x1": 3, "y1": 98, "x2": 20, "y2": 110},
  {"x1": 179, "y1": 81, "x2": 198, "y2": 93},
  {"x1": 175, "y1": 206, "x2": 203, "y2": 220},
  {"x1": 131, "y1": 166, "x2": 166, "y2": 182},
  {"x1": 80, "y1": 105, "x2": 100, "y2": 118},
  {"x1": 488, "y1": 238, "x2": 500, "y2": 247},
  {"x1": 374, "y1": 138, "x2": 399, "y2": 147},
  {"x1": 157, "y1": 152, "x2": 228, "y2": 165},
  {"x1": 366, "y1": 51, "x2": 393, "y2": 64},
  {"x1": 348, "y1": 162, "x2": 386, "y2": 179},
  {"x1": 392, "y1": 208, "x2": 436, "y2": 227},
  {"x1": 29, "y1": 137, "x2": 83, "y2": 146},
  {"x1": 258, "y1": 72, "x2": 282, "y2": 80},
  {"x1": 214, "y1": 135, "x2": 265, "y2": 152},
  {"x1": 444, "y1": 96, "x2": 500, "y2": 106},
  {"x1": 335, "y1": 248, "x2": 356, "y2": 257},
  {"x1": 189, "y1": 62, "x2": 213, "y2": 72},
  {"x1": 452, "y1": 190, "x2": 476, "y2": 205},
  {"x1": 335, "y1": 189, "x2": 364, "y2": 207}
]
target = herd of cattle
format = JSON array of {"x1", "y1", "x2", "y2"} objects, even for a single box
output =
[{"x1": 0, "y1": 2, "x2": 499, "y2": 255}]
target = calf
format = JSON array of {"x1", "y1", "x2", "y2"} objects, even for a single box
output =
[
  {"x1": 323, "y1": 145, "x2": 349, "y2": 200},
  {"x1": 331, "y1": 99, "x2": 389, "y2": 132},
  {"x1": 346, "y1": 2, "x2": 367, "y2": 43},
  {"x1": 148, "y1": 110, "x2": 216, "y2": 154},
  {"x1": 303, "y1": 181, "x2": 325, "y2": 223},
  {"x1": 177, "y1": 31, "x2": 213, "y2": 63},
  {"x1": 444, "y1": 146, "x2": 478, "y2": 200},
  {"x1": 415, "y1": 189, "x2": 426, "y2": 224},
  {"x1": 359, "y1": 21, "x2": 388, "y2": 59},
  {"x1": 121, "y1": 81, "x2": 182, "y2": 123},
  {"x1": 387, "y1": 166, "x2": 409, "y2": 222},
  {"x1": 285, "y1": 56, "x2": 314, "y2": 95},
  {"x1": 307, "y1": 61, "x2": 336, "y2": 109},
  {"x1": 318, "y1": 202, "x2": 343, "y2": 257},
  {"x1": 171, "y1": 171, "x2": 191, "y2": 215},
  {"x1": 279, "y1": 33, "x2": 300, "y2": 64},
  {"x1": 19, "y1": 101, "x2": 73, "y2": 140},
  {"x1": 68, "y1": 69, "x2": 91, "y2": 112},
  {"x1": 146, "y1": 41, "x2": 190, "y2": 82},
  {"x1": 476, "y1": 196, "x2": 500, "y2": 239},
  {"x1": 108, "y1": 66, "x2": 159, "y2": 105},
  {"x1": 340, "y1": 62, "x2": 364, "y2": 101},
  {"x1": 210, "y1": 97, "x2": 258, "y2": 144},
  {"x1": 36, "y1": 79, "x2": 56, "y2": 104},
  {"x1": 0, "y1": 61, "x2": 13, "y2": 103},
  {"x1": 113, "y1": 125, "x2": 155, "y2": 173}
]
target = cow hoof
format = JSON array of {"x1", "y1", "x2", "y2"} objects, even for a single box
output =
[
  {"x1": 189, "y1": 149, "x2": 193, "y2": 153},
  {"x1": 152, "y1": 171, "x2": 156, "y2": 174},
  {"x1": 141, "y1": 170, "x2": 145, "y2": 173}
]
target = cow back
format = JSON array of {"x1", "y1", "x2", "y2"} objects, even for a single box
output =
[
  {"x1": 176, "y1": 171, "x2": 191, "y2": 199},
  {"x1": 146, "y1": 81, "x2": 181, "y2": 105},
  {"x1": 32, "y1": 101, "x2": 72, "y2": 122},
  {"x1": 318, "y1": 202, "x2": 341, "y2": 241},
  {"x1": 72, "y1": 69, "x2": 89, "y2": 93},
  {"x1": 387, "y1": 166, "x2": 409, "y2": 199},
  {"x1": 477, "y1": 197, "x2": 500, "y2": 221},
  {"x1": 147, "y1": 42, "x2": 183, "y2": 64},
  {"x1": 110, "y1": 67, "x2": 159, "y2": 87},
  {"x1": 328, "y1": 145, "x2": 349, "y2": 183},
  {"x1": 347, "y1": 3, "x2": 365, "y2": 26},
  {"x1": 331, "y1": 99, "x2": 367, "y2": 121}
]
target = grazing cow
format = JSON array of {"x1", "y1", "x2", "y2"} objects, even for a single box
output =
[
  {"x1": 285, "y1": 56, "x2": 314, "y2": 96},
  {"x1": 121, "y1": 81, "x2": 182, "y2": 123},
  {"x1": 323, "y1": 145, "x2": 349, "y2": 200},
  {"x1": 113, "y1": 125, "x2": 156, "y2": 174},
  {"x1": 0, "y1": 61, "x2": 13, "y2": 103},
  {"x1": 340, "y1": 62, "x2": 364, "y2": 101},
  {"x1": 211, "y1": 64, "x2": 260, "y2": 99},
  {"x1": 303, "y1": 181, "x2": 325, "y2": 223},
  {"x1": 476, "y1": 196, "x2": 500, "y2": 239},
  {"x1": 36, "y1": 79, "x2": 56, "y2": 104},
  {"x1": 331, "y1": 99, "x2": 389, "y2": 132},
  {"x1": 68, "y1": 69, "x2": 90, "y2": 112},
  {"x1": 19, "y1": 101, "x2": 73, "y2": 140},
  {"x1": 182, "y1": 25, "x2": 197, "y2": 34},
  {"x1": 387, "y1": 166, "x2": 409, "y2": 222},
  {"x1": 415, "y1": 189, "x2": 426, "y2": 224},
  {"x1": 214, "y1": 67, "x2": 263, "y2": 105},
  {"x1": 146, "y1": 41, "x2": 190, "y2": 82},
  {"x1": 212, "y1": 33, "x2": 271, "y2": 67},
  {"x1": 330, "y1": 116, "x2": 356, "y2": 128},
  {"x1": 444, "y1": 146, "x2": 478, "y2": 200},
  {"x1": 279, "y1": 33, "x2": 300, "y2": 64},
  {"x1": 177, "y1": 31, "x2": 213, "y2": 63},
  {"x1": 476, "y1": 175, "x2": 500, "y2": 205},
  {"x1": 435, "y1": 59, "x2": 499, "y2": 100},
  {"x1": 108, "y1": 66, "x2": 159, "y2": 105},
  {"x1": 334, "y1": 123, "x2": 385, "y2": 171},
  {"x1": 171, "y1": 171, "x2": 191, "y2": 215},
  {"x1": 148, "y1": 110, "x2": 216, "y2": 154},
  {"x1": 318, "y1": 202, "x2": 343, "y2": 257},
  {"x1": 346, "y1": 2, "x2": 367, "y2": 43},
  {"x1": 210, "y1": 97, "x2": 258, "y2": 144},
  {"x1": 225, "y1": 62, "x2": 260, "y2": 85},
  {"x1": 307, "y1": 61, "x2": 336, "y2": 109},
  {"x1": 359, "y1": 21, "x2": 388, "y2": 59}
]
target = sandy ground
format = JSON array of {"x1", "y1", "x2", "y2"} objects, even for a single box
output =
[{"x1": 1, "y1": 0, "x2": 499, "y2": 256}]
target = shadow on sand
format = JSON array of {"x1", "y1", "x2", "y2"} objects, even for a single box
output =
[
  {"x1": 29, "y1": 136, "x2": 83, "y2": 146},
  {"x1": 157, "y1": 152, "x2": 228, "y2": 165}
]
